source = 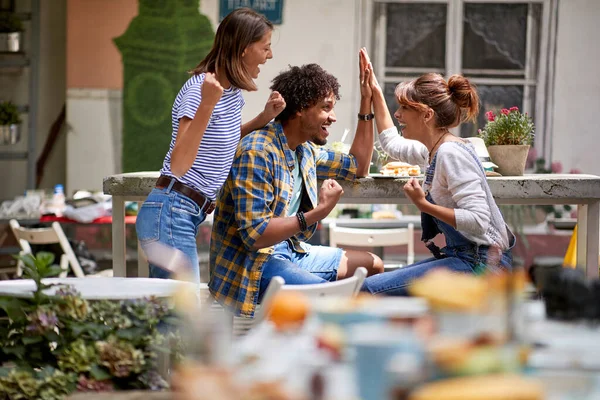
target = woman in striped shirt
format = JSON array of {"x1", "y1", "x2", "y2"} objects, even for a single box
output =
[{"x1": 136, "y1": 8, "x2": 285, "y2": 284}]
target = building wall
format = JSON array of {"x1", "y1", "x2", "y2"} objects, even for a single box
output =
[
  {"x1": 0, "y1": 0, "x2": 67, "y2": 200},
  {"x1": 65, "y1": 0, "x2": 136, "y2": 193},
  {"x1": 552, "y1": 0, "x2": 600, "y2": 175},
  {"x1": 55, "y1": 0, "x2": 600, "y2": 196},
  {"x1": 62, "y1": 0, "x2": 363, "y2": 192}
]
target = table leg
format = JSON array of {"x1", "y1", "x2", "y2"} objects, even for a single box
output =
[
  {"x1": 137, "y1": 201, "x2": 149, "y2": 278},
  {"x1": 576, "y1": 202, "x2": 600, "y2": 279},
  {"x1": 111, "y1": 195, "x2": 126, "y2": 277}
]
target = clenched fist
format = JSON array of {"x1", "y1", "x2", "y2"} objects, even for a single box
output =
[
  {"x1": 403, "y1": 177, "x2": 426, "y2": 207},
  {"x1": 201, "y1": 72, "x2": 224, "y2": 107},
  {"x1": 263, "y1": 91, "x2": 286, "y2": 121},
  {"x1": 318, "y1": 179, "x2": 344, "y2": 212}
]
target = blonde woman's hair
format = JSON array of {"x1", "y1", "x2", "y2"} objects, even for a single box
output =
[
  {"x1": 395, "y1": 73, "x2": 480, "y2": 128},
  {"x1": 189, "y1": 8, "x2": 273, "y2": 91}
]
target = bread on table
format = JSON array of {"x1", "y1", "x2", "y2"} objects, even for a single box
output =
[{"x1": 408, "y1": 374, "x2": 543, "y2": 400}]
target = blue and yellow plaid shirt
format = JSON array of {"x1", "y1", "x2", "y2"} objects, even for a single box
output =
[{"x1": 209, "y1": 121, "x2": 358, "y2": 317}]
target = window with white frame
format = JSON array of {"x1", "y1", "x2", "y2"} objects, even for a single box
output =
[{"x1": 368, "y1": 0, "x2": 557, "y2": 159}]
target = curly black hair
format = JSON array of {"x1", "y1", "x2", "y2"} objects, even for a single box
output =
[{"x1": 270, "y1": 64, "x2": 341, "y2": 123}]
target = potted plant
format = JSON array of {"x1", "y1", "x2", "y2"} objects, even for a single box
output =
[
  {"x1": 0, "y1": 12, "x2": 23, "y2": 52},
  {"x1": 478, "y1": 106, "x2": 534, "y2": 176},
  {"x1": 0, "y1": 100, "x2": 22, "y2": 145}
]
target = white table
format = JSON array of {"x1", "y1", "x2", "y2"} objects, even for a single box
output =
[
  {"x1": 0, "y1": 277, "x2": 194, "y2": 299},
  {"x1": 104, "y1": 172, "x2": 600, "y2": 280}
]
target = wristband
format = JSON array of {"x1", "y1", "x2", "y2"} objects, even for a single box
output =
[{"x1": 296, "y1": 211, "x2": 308, "y2": 231}]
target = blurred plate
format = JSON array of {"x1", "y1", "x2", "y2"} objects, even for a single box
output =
[
  {"x1": 313, "y1": 296, "x2": 429, "y2": 327},
  {"x1": 369, "y1": 174, "x2": 424, "y2": 179}
]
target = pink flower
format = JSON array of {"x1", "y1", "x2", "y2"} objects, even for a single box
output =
[
  {"x1": 500, "y1": 108, "x2": 510, "y2": 116},
  {"x1": 570, "y1": 168, "x2": 582, "y2": 174},
  {"x1": 551, "y1": 161, "x2": 563, "y2": 173},
  {"x1": 485, "y1": 111, "x2": 495, "y2": 122},
  {"x1": 509, "y1": 106, "x2": 519, "y2": 112}
]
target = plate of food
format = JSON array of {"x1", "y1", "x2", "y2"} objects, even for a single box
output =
[{"x1": 370, "y1": 161, "x2": 423, "y2": 178}]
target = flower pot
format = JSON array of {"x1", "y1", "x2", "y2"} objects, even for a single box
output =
[
  {"x1": 0, "y1": 123, "x2": 20, "y2": 145},
  {"x1": 487, "y1": 145, "x2": 530, "y2": 176},
  {"x1": 0, "y1": 31, "x2": 21, "y2": 52}
]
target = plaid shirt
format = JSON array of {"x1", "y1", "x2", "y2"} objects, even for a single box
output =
[{"x1": 209, "y1": 121, "x2": 357, "y2": 317}]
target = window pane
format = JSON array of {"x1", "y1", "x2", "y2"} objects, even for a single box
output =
[
  {"x1": 462, "y1": 3, "x2": 539, "y2": 70},
  {"x1": 460, "y1": 85, "x2": 524, "y2": 137},
  {"x1": 385, "y1": 3, "x2": 447, "y2": 69},
  {"x1": 384, "y1": 82, "x2": 400, "y2": 129}
]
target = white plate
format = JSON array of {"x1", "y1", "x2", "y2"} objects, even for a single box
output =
[
  {"x1": 0, "y1": 277, "x2": 196, "y2": 300},
  {"x1": 369, "y1": 174, "x2": 424, "y2": 179}
]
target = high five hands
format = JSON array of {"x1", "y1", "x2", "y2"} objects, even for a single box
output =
[{"x1": 359, "y1": 48, "x2": 382, "y2": 94}]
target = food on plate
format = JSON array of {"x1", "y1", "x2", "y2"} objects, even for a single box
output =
[
  {"x1": 408, "y1": 374, "x2": 543, "y2": 400},
  {"x1": 408, "y1": 269, "x2": 488, "y2": 311},
  {"x1": 381, "y1": 161, "x2": 421, "y2": 177},
  {"x1": 266, "y1": 291, "x2": 310, "y2": 331}
]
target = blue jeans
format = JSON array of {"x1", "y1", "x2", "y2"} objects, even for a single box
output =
[
  {"x1": 258, "y1": 240, "x2": 342, "y2": 299},
  {"x1": 361, "y1": 239, "x2": 514, "y2": 296},
  {"x1": 135, "y1": 185, "x2": 207, "y2": 284}
]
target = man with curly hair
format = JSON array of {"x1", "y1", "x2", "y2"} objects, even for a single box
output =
[{"x1": 209, "y1": 59, "x2": 383, "y2": 317}]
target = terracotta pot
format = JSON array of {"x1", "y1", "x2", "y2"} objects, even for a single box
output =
[{"x1": 487, "y1": 145, "x2": 530, "y2": 176}]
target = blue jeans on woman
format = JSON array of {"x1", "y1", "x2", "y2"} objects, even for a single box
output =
[
  {"x1": 135, "y1": 181, "x2": 207, "y2": 284},
  {"x1": 362, "y1": 189, "x2": 515, "y2": 296}
]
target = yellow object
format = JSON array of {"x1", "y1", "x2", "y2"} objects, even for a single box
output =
[
  {"x1": 409, "y1": 374, "x2": 543, "y2": 400},
  {"x1": 267, "y1": 291, "x2": 310, "y2": 331},
  {"x1": 563, "y1": 225, "x2": 578, "y2": 268},
  {"x1": 408, "y1": 269, "x2": 488, "y2": 311}
]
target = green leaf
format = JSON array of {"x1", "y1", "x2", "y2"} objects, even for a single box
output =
[
  {"x1": 45, "y1": 330, "x2": 60, "y2": 342},
  {"x1": 0, "y1": 296, "x2": 26, "y2": 321},
  {"x1": 16, "y1": 253, "x2": 36, "y2": 270},
  {"x1": 22, "y1": 335, "x2": 43, "y2": 345},
  {"x1": 3, "y1": 345, "x2": 26, "y2": 358},
  {"x1": 35, "y1": 252, "x2": 55, "y2": 268},
  {"x1": 116, "y1": 327, "x2": 146, "y2": 341},
  {"x1": 45, "y1": 266, "x2": 64, "y2": 278},
  {"x1": 89, "y1": 364, "x2": 111, "y2": 381}
]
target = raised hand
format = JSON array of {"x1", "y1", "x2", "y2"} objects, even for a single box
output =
[
  {"x1": 360, "y1": 48, "x2": 382, "y2": 94},
  {"x1": 403, "y1": 178, "x2": 427, "y2": 207},
  {"x1": 201, "y1": 72, "x2": 224, "y2": 107},
  {"x1": 318, "y1": 179, "x2": 344, "y2": 212},
  {"x1": 262, "y1": 91, "x2": 286, "y2": 121},
  {"x1": 359, "y1": 48, "x2": 372, "y2": 99}
]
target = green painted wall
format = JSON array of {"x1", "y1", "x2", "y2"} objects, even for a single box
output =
[{"x1": 114, "y1": 0, "x2": 214, "y2": 172}]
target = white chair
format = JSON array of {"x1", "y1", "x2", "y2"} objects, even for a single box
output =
[
  {"x1": 248, "y1": 266, "x2": 367, "y2": 332},
  {"x1": 9, "y1": 219, "x2": 111, "y2": 278},
  {"x1": 329, "y1": 221, "x2": 415, "y2": 270}
]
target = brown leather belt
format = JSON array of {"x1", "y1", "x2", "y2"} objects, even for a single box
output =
[{"x1": 155, "y1": 175, "x2": 216, "y2": 214}]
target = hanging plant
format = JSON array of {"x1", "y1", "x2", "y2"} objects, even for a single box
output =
[
  {"x1": 0, "y1": 12, "x2": 23, "y2": 33},
  {"x1": 0, "y1": 101, "x2": 22, "y2": 125}
]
